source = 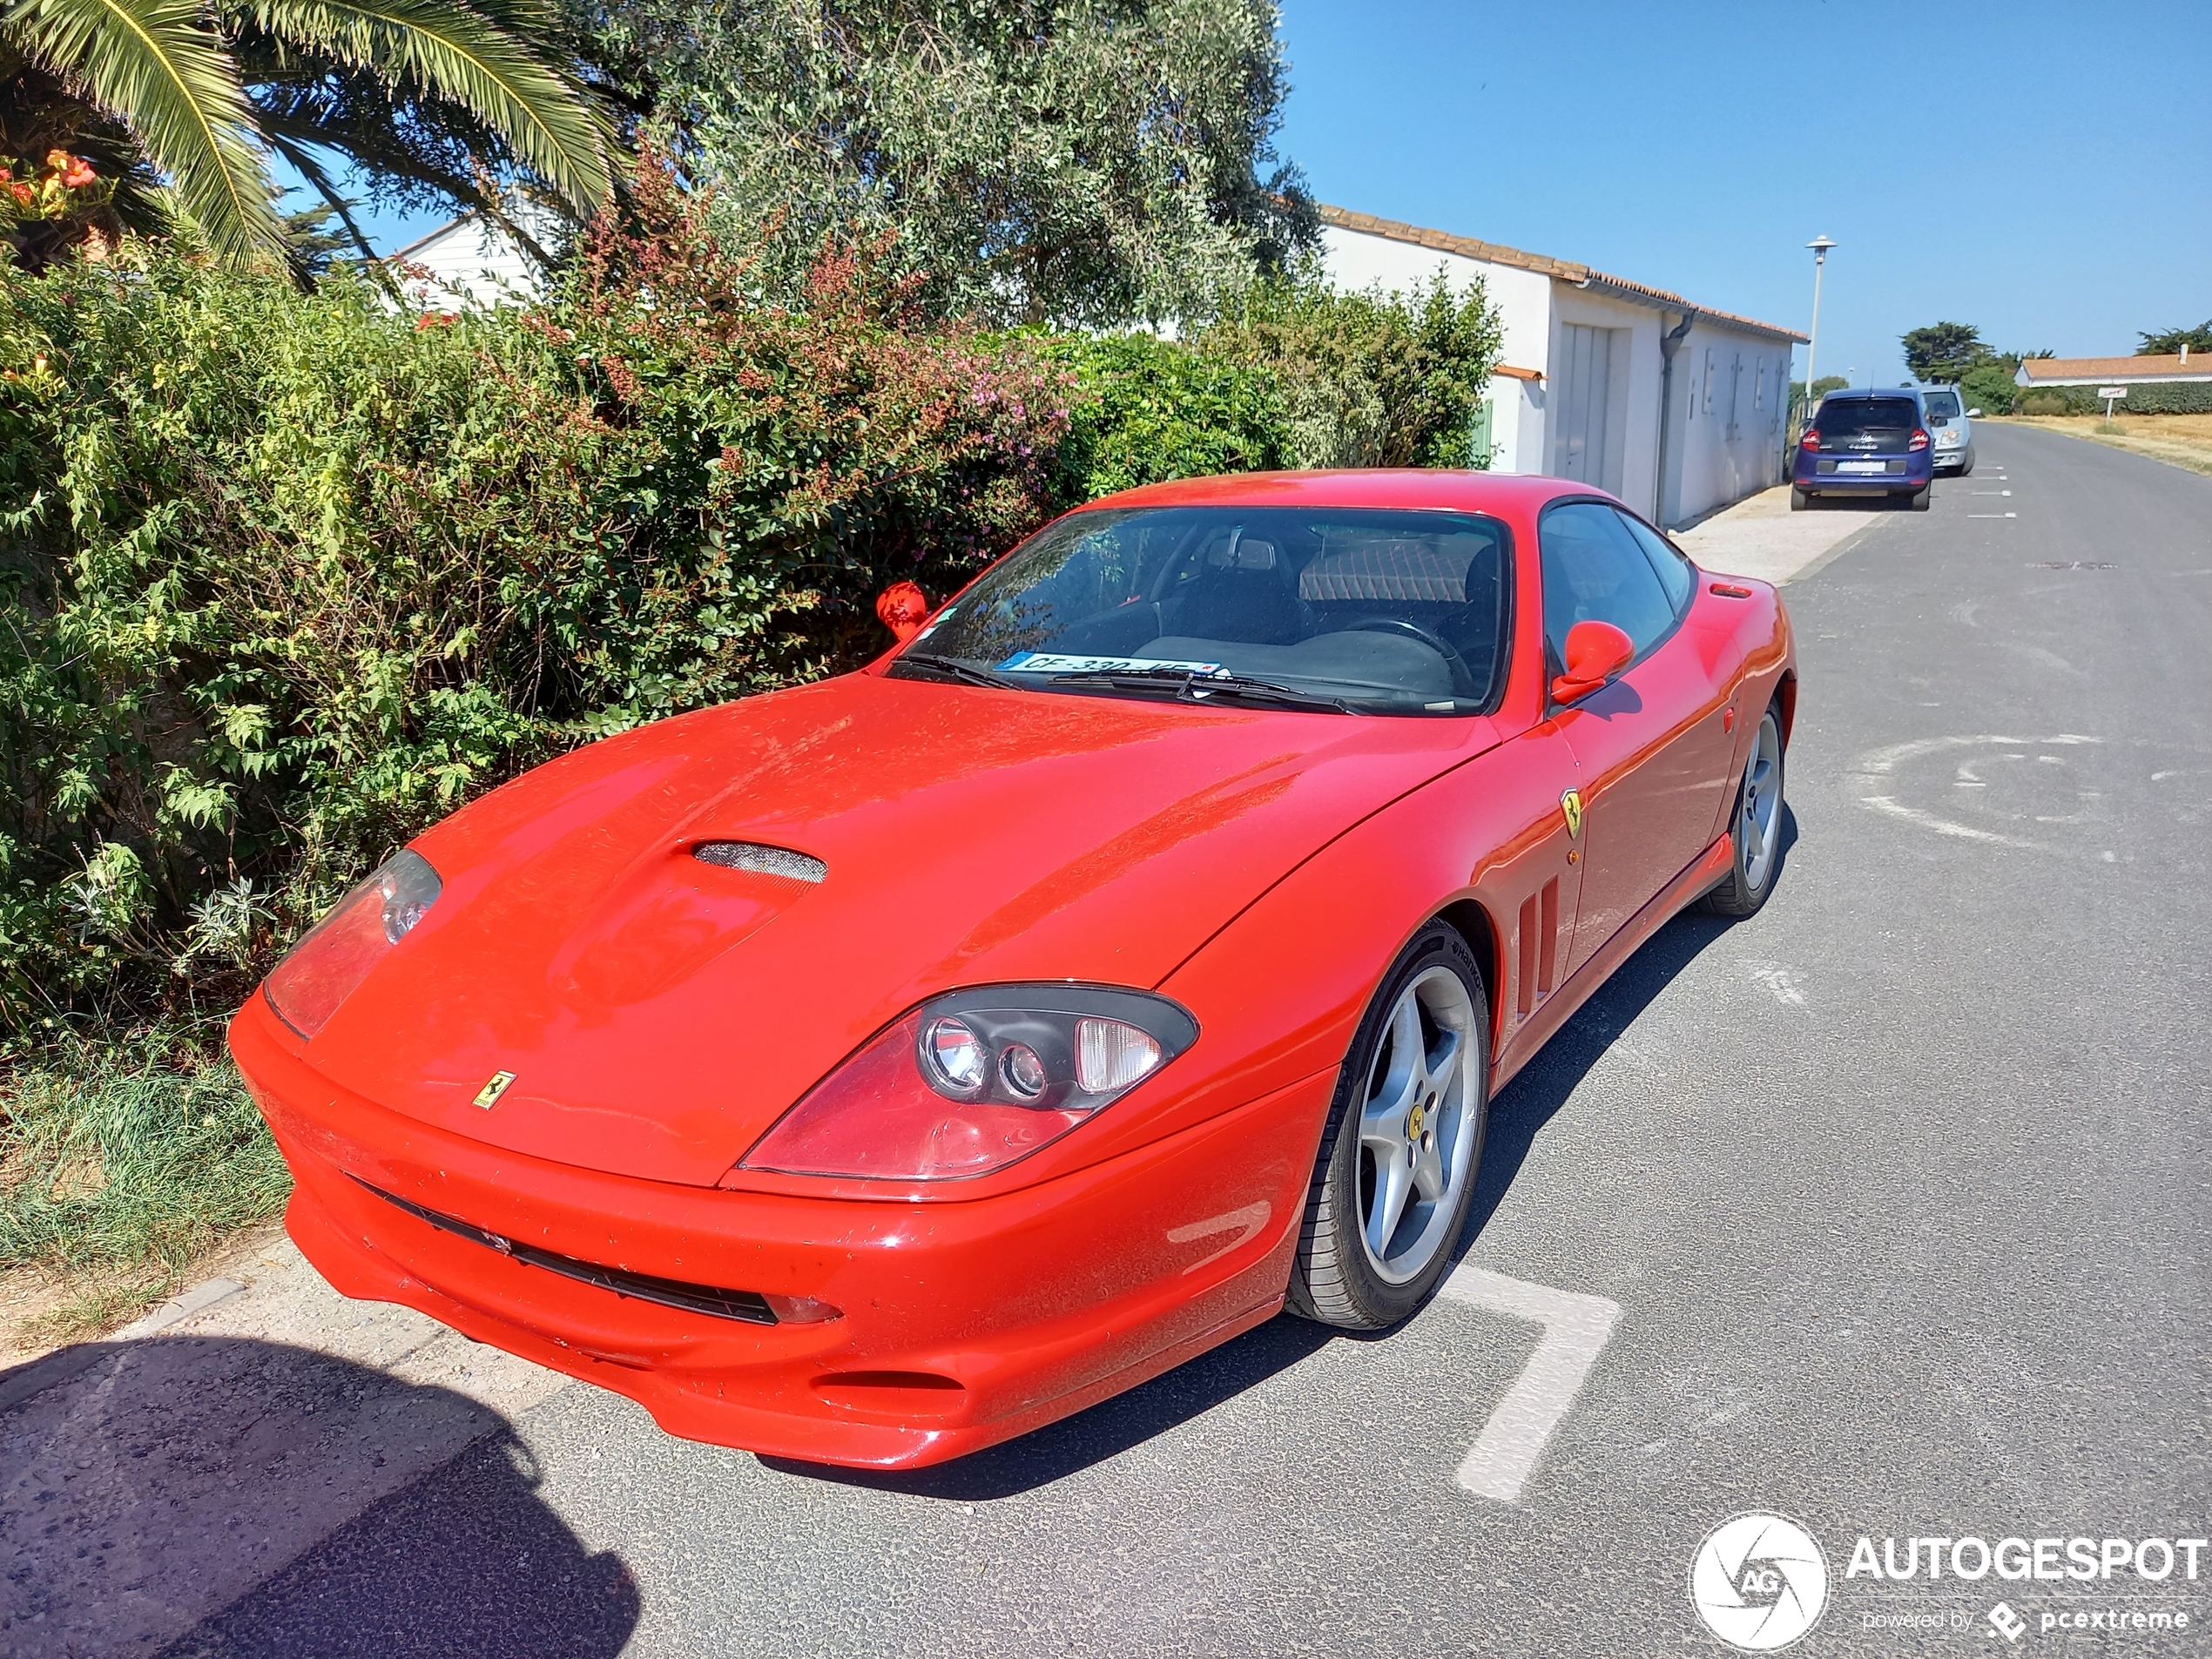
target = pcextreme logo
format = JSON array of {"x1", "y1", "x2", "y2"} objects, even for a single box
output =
[{"x1": 1689, "y1": 1513, "x2": 1831, "y2": 1651}]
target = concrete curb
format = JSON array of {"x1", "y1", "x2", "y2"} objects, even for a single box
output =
[{"x1": 0, "y1": 1276, "x2": 245, "y2": 1415}]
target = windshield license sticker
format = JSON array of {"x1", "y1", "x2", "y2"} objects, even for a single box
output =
[{"x1": 999, "y1": 651, "x2": 1228, "y2": 677}]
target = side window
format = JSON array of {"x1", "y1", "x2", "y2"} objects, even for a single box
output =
[
  {"x1": 1539, "y1": 502, "x2": 1677, "y2": 669},
  {"x1": 1615, "y1": 511, "x2": 1696, "y2": 617}
]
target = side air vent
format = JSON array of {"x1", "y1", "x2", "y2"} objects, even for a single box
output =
[
  {"x1": 693, "y1": 841, "x2": 826, "y2": 883},
  {"x1": 1515, "y1": 877, "x2": 1563, "y2": 1022}
]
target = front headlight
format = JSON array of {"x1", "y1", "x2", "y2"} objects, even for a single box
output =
[
  {"x1": 738, "y1": 985, "x2": 1199, "y2": 1181},
  {"x1": 263, "y1": 849, "x2": 442, "y2": 1039}
]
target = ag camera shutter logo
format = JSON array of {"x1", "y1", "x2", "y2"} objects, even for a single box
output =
[{"x1": 1689, "y1": 1513, "x2": 1831, "y2": 1650}]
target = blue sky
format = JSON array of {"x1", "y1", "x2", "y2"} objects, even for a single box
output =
[
  {"x1": 330, "y1": 0, "x2": 2207, "y2": 381},
  {"x1": 1276, "y1": 0, "x2": 2211, "y2": 380}
]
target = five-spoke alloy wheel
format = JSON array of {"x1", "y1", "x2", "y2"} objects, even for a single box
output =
[
  {"x1": 1288, "y1": 921, "x2": 1488, "y2": 1328},
  {"x1": 1705, "y1": 703, "x2": 1785, "y2": 917}
]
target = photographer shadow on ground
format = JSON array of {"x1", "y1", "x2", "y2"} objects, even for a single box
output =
[
  {"x1": 0, "y1": 1333, "x2": 637, "y2": 1659},
  {"x1": 771, "y1": 806, "x2": 1800, "y2": 1504}
]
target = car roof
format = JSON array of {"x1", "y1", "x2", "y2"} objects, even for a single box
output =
[
  {"x1": 1821, "y1": 387, "x2": 1922, "y2": 401},
  {"x1": 1076, "y1": 469, "x2": 1604, "y2": 516}
]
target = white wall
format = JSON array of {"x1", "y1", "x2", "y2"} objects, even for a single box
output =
[
  {"x1": 393, "y1": 214, "x2": 544, "y2": 311},
  {"x1": 1319, "y1": 225, "x2": 1554, "y2": 475},
  {"x1": 1669, "y1": 322, "x2": 1793, "y2": 524}
]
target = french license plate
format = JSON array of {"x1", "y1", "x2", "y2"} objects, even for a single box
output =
[{"x1": 1835, "y1": 460, "x2": 1885, "y2": 475}]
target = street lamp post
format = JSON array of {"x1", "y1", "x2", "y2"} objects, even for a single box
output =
[{"x1": 1804, "y1": 236, "x2": 1837, "y2": 409}]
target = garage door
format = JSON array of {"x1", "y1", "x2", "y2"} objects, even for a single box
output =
[{"x1": 1551, "y1": 324, "x2": 1627, "y2": 494}]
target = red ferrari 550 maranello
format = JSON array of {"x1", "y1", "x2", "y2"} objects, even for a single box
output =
[{"x1": 230, "y1": 469, "x2": 1795, "y2": 1469}]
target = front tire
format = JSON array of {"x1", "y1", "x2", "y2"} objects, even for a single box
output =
[
  {"x1": 1286, "y1": 922, "x2": 1488, "y2": 1329},
  {"x1": 1705, "y1": 705, "x2": 1785, "y2": 917}
]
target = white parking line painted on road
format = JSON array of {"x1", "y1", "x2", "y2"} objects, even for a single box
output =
[
  {"x1": 1437, "y1": 1267, "x2": 1621, "y2": 1504},
  {"x1": 1967, "y1": 513, "x2": 2018, "y2": 518}
]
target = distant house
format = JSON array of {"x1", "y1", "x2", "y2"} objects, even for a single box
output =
[
  {"x1": 387, "y1": 210, "x2": 552, "y2": 311},
  {"x1": 2015, "y1": 350, "x2": 2212, "y2": 413},
  {"x1": 1319, "y1": 206, "x2": 1806, "y2": 527}
]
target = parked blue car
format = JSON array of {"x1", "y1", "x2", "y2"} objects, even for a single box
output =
[{"x1": 1791, "y1": 388, "x2": 1932, "y2": 511}]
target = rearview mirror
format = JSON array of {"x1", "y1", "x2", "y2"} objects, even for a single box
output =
[
  {"x1": 1550, "y1": 620, "x2": 1635, "y2": 705},
  {"x1": 1966, "y1": 408, "x2": 1983, "y2": 418}
]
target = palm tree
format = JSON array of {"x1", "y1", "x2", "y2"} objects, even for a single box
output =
[{"x1": 2, "y1": 0, "x2": 613, "y2": 270}]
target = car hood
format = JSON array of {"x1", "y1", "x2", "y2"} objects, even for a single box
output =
[{"x1": 307, "y1": 673, "x2": 1499, "y2": 1185}]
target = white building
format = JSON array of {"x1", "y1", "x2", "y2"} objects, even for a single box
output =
[{"x1": 1320, "y1": 206, "x2": 1805, "y2": 527}]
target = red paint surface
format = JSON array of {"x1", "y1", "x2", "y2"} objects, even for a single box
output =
[{"x1": 231, "y1": 469, "x2": 1795, "y2": 1468}]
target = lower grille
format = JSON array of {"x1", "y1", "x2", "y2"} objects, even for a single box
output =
[{"x1": 352, "y1": 1176, "x2": 777, "y2": 1325}]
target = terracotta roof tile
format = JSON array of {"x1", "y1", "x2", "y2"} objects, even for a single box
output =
[
  {"x1": 2019, "y1": 354, "x2": 2212, "y2": 382},
  {"x1": 1318, "y1": 205, "x2": 1807, "y2": 343}
]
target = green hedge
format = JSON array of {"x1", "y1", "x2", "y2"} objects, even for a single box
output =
[
  {"x1": 2015, "y1": 381, "x2": 2212, "y2": 415},
  {"x1": 0, "y1": 187, "x2": 1502, "y2": 1036},
  {"x1": 1038, "y1": 332, "x2": 1289, "y2": 498},
  {"x1": 0, "y1": 192, "x2": 1080, "y2": 1029}
]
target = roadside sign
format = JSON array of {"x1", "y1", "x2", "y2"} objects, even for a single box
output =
[{"x1": 2096, "y1": 386, "x2": 2128, "y2": 401}]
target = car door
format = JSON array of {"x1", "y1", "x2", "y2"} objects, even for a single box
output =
[{"x1": 1539, "y1": 502, "x2": 1738, "y2": 980}]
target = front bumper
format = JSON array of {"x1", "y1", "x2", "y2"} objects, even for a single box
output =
[{"x1": 230, "y1": 996, "x2": 1326, "y2": 1468}]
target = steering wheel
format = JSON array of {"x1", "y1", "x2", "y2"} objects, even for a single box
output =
[{"x1": 1339, "y1": 617, "x2": 1480, "y2": 700}]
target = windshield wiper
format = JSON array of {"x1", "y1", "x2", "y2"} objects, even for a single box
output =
[
  {"x1": 1046, "y1": 666, "x2": 1357, "y2": 715},
  {"x1": 889, "y1": 652, "x2": 1022, "y2": 690}
]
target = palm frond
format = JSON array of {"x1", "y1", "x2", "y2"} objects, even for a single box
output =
[
  {"x1": 265, "y1": 130, "x2": 390, "y2": 280},
  {"x1": 3, "y1": 0, "x2": 289, "y2": 264},
  {"x1": 248, "y1": 0, "x2": 612, "y2": 214}
]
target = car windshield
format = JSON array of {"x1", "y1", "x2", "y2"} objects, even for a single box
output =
[
  {"x1": 1921, "y1": 389, "x2": 1962, "y2": 419},
  {"x1": 1814, "y1": 398, "x2": 1922, "y2": 441},
  {"x1": 895, "y1": 506, "x2": 1511, "y2": 714}
]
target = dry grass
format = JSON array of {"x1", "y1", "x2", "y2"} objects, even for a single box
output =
[
  {"x1": 1, "y1": 1034, "x2": 289, "y2": 1352},
  {"x1": 10, "y1": 1266, "x2": 182, "y2": 1348},
  {"x1": 1996, "y1": 413, "x2": 2212, "y2": 476}
]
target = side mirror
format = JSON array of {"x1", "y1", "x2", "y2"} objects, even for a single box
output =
[
  {"x1": 1966, "y1": 408, "x2": 1983, "y2": 418},
  {"x1": 875, "y1": 580, "x2": 931, "y2": 643},
  {"x1": 1550, "y1": 620, "x2": 1635, "y2": 705}
]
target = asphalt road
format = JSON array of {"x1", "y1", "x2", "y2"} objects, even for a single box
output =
[{"x1": 160, "y1": 425, "x2": 2210, "y2": 1658}]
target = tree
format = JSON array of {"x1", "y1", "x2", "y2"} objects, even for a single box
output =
[
  {"x1": 580, "y1": 0, "x2": 1316, "y2": 327},
  {"x1": 2138, "y1": 321, "x2": 2212, "y2": 355},
  {"x1": 1790, "y1": 374, "x2": 1848, "y2": 406},
  {"x1": 1958, "y1": 362, "x2": 2016, "y2": 416},
  {"x1": 1201, "y1": 265, "x2": 1502, "y2": 469},
  {"x1": 1900, "y1": 320, "x2": 1986, "y2": 382},
  {"x1": 0, "y1": 0, "x2": 616, "y2": 272}
]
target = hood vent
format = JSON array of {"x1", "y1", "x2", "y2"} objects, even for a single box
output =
[{"x1": 693, "y1": 841, "x2": 826, "y2": 883}]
